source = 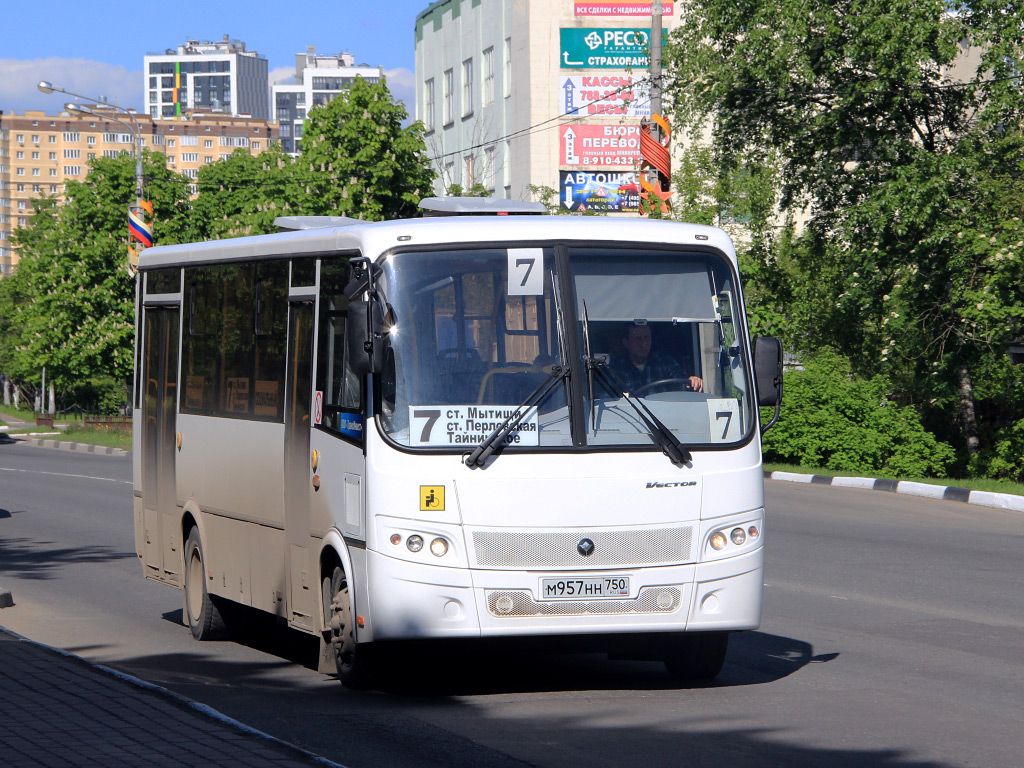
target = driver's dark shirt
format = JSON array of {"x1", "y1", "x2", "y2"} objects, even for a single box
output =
[{"x1": 608, "y1": 352, "x2": 684, "y2": 394}]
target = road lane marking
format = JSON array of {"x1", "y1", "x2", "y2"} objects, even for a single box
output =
[{"x1": 0, "y1": 467, "x2": 131, "y2": 485}]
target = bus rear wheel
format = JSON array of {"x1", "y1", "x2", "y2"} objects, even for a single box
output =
[
  {"x1": 184, "y1": 528, "x2": 227, "y2": 640},
  {"x1": 324, "y1": 566, "x2": 374, "y2": 689},
  {"x1": 664, "y1": 631, "x2": 729, "y2": 681}
]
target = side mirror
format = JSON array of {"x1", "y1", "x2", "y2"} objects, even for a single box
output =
[
  {"x1": 346, "y1": 300, "x2": 385, "y2": 375},
  {"x1": 754, "y1": 336, "x2": 783, "y2": 432}
]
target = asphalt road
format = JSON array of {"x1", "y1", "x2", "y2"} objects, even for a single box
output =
[{"x1": 1, "y1": 441, "x2": 1022, "y2": 767}]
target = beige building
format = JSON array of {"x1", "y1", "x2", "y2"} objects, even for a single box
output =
[{"x1": 0, "y1": 109, "x2": 275, "y2": 275}]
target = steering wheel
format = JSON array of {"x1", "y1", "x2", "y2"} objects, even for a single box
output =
[{"x1": 633, "y1": 378, "x2": 694, "y2": 397}]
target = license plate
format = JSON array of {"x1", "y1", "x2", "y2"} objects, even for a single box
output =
[{"x1": 539, "y1": 576, "x2": 630, "y2": 600}]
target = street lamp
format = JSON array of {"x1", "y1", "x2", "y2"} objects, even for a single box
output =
[{"x1": 38, "y1": 80, "x2": 152, "y2": 268}]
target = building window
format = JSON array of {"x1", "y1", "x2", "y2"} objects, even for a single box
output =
[
  {"x1": 32, "y1": 169, "x2": 40, "y2": 177},
  {"x1": 16, "y1": 168, "x2": 24, "y2": 176},
  {"x1": 49, "y1": 169, "x2": 57, "y2": 177},
  {"x1": 63, "y1": 166, "x2": 81, "y2": 176},
  {"x1": 504, "y1": 38, "x2": 512, "y2": 98},
  {"x1": 16, "y1": 151, "x2": 24, "y2": 160},
  {"x1": 63, "y1": 132, "x2": 79, "y2": 142},
  {"x1": 462, "y1": 59, "x2": 474, "y2": 117},
  {"x1": 167, "y1": 139, "x2": 176, "y2": 148},
  {"x1": 424, "y1": 78, "x2": 435, "y2": 132},
  {"x1": 205, "y1": 156, "x2": 214, "y2": 164},
  {"x1": 87, "y1": 136, "x2": 96, "y2": 146},
  {"x1": 31, "y1": 135, "x2": 39, "y2": 144},
  {"x1": 49, "y1": 152, "x2": 56, "y2": 161},
  {"x1": 181, "y1": 136, "x2": 198, "y2": 146},
  {"x1": 483, "y1": 48, "x2": 495, "y2": 106},
  {"x1": 464, "y1": 155, "x2": 475, "y2": 188},
  {"x1": 252, "y1": 141, "x2": 260, "y2": 149},
  {"x1": 204, "y1": 139, "x2": 213, "y2": 148},
  {"x1": 443, "y1": 69, "x2": 454, "y2": 126},
  {"x1": 182, "y1": 153, "x2": 199, "y2": 162},
  {"x1": 444, "y1": 162, "x2": 455, "y2": 189},
  {"x1": 50, "y1": 185, "x2": 57, "y2": 193},
  {"x1": 31, "y1": 152, "x2": 39, "y2": 160},
  {"x1": 63, "y1": 149, "x2": 80, "y2": 159},
  {"x1": 15, "y1": 134, "x2": 23, "y2": 142},
  {"x1": 49, "y1": 136, "x2": 56, "y2": 144}
]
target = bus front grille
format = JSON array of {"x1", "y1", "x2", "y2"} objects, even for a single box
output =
[
  {"x1": 485, "y1": 587, "x2": 683, "y2": 617},
  {"x1": 470, "y1": 526, "x2": 693, "y2": 569}
]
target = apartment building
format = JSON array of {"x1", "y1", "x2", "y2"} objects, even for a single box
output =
[
  {"x1": 144, "y1": 35, "x2": 269, "y2": 121},
  {"x1": 0, "y1": 109, "x2": 274, "y2": 275},
  {"x1": 272, "y1": 46, "x2": 384, "y2": 155},
  {"x1": 415, "y1": 0, "x2": 683, "y2": 208}
]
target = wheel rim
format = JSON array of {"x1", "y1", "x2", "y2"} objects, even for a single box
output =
[
  {"x1": 187, "y1": 547, "x2": 203, "y2": 623},
  {"x1": 329, "y1": 583, "x2": 357, "y2": 671}
]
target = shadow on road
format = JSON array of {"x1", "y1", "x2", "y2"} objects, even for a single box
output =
[
  {"x1": 0, "y1": 536, "x2": 135, "y2": 580},
  {"x1": 153, "y1": 608, "x2": 832, "y2": 695}
]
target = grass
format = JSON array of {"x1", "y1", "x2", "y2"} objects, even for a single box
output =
[
  {"x1": 47, "y1": 426, "x2": 133, "y2": 451},
  {"x1": 764, "y1": 462, "x2": 1024, "y2": 497}
]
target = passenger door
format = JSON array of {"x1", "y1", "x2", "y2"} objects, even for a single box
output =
[
  {"x1": 141, "y1": 307, "x2": 179, "y2": 582},
  {"x1": 284, "y1": 299, "x2": 317, "y2": 630}
]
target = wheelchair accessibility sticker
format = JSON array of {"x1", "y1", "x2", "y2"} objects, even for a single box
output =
[{"x1": 420, "y1": 485, "x2": 445, "y2": 511}]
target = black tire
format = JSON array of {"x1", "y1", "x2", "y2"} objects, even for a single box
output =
[
  {"x1": 323, "y1": 565, "x2": 374, "y2": 688},
  {"x1": 664, "y1": 631, "x2": 729, "y2": 680},
  {"x1": 184, "y1": 527, "x2": 227, "y2": 640}
]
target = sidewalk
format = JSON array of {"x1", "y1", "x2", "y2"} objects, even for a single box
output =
[{"x1": 0, "y1": 627, "x2": 344, "y2": 768}]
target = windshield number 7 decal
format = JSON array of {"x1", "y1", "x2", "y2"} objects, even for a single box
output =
[
  {"x1": 508, "y1": 248, "x2": 544, "y2": 296},
  {"x1": 706, "y1": 399, "x2": 741, "y2": 443}
]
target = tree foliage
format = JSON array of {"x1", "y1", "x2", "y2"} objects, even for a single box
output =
[
  {"x1": 2, "y1": 153, "x2": 194, "y2": 391},
  {"x1": 762, "y1": 351, "x2": 956, "y2": 477},
  {"x1": 297, "y1": 76, "x2": 434, "y2": 221},
  {"x1": 664, "y1": 0, "x2": 1024, "y2": 472}
]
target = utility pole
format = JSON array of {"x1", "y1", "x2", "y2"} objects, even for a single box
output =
[{"x1": 639, "y1": 0, "x2": 673, "y2": 214}]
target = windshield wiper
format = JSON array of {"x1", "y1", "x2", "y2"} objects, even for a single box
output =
[
  {"x1": 463, "y1": 365, "x2": 571, "y2": 469},
  {"x1": 586, "y1": 358, "x2": 692, "y2": 466}
]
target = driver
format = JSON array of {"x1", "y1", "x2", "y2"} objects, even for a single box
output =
[{"x1": 611, "y1": 322, "x2": 703, "y2": 394}]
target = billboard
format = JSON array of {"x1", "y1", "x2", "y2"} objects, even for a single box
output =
[
  {"x1": 560, "y1": 28, "x2": 667, "y2": 69},
  {"x1": 574, "y1": 1, "x2": 675, "y2": 15},
  {"x1": 560, "y1": 170, "x2": 641, "y2": 213},
  {"x1": 560, "y1": 75, "x2": 650, "y2": 117},
  {"x1": 560, "y1": 124, "x2": 641, "y2": 166}
]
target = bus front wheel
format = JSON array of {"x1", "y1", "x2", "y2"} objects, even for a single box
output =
[
  {"x1": 324, "y1": 566, "x2": 374, "y2": 688},
  {"x1": 664, "y1": 631, "x2": 729, "y2": 681},
  {"x1": 184, "y1": 528, "x2": 227, "y2": 640}
]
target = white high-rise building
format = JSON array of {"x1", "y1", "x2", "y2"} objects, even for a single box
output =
[
  {"x1": 415, "y1": 0, "x2": 683, "y2": 209},
  {"x1": 144, "y1": 35, "x2": 269, "y2": 121},
  {"x1": 272, "y1": 46, "x2": 384, "y2": 155}
]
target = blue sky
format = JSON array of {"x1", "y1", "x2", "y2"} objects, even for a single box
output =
[{"x1": 0, "y1": 0, "x2": 431, "y2": 115}]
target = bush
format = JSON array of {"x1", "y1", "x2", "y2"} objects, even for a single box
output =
[{"x1": 762, "y1": 350, "x2": 955, "y2": 477}]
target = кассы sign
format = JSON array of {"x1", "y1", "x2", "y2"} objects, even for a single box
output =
[{"x1": 560, "y1": 28, "x2": 668, "y2": 69}]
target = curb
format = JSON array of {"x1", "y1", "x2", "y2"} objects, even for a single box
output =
[
  {"x1": 765, "y1": 470, "x2": 1024, "y2": 513},
  {"x1": 0, "y1": 626, "x2": 347, "y2": 768},
  {"x1": 11, "y1": 437, "x2": 128, "y2": 456}
]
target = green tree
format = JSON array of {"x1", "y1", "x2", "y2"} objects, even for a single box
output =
[
  {"x1": 664, "y1": 0, "x2": 1024, "y2": 465},
  {"x1": 192, "y1": 144, "x2": 304, "y2": 239},
  {"x1": 2, "y1": 152, "x2": 194, "y2": 395},
  {"x1": 296, "y1": 76, "x2": 435, "y2": 220}
]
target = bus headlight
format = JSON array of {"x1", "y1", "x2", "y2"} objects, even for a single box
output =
[
  {"x1": 430, "y1": 537, "x2": 449, "y2": 557},
  {"x1": 406, "y1": 535, "x2": 424, "y2": 553},
  {"x1": 710, "y1": 532, "x2": 728, "y2": 550},
  {"x1": 731, "y1": 527, "x2": 746, "y2": 545}
]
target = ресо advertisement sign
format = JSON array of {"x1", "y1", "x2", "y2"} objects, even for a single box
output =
[
  {"x1": 560, "y1": 28, "x2": 667, "y2": 69},
  {"x1": 560, "y1": 75, "x2": 650, "y2": 117},
  {"x1": 574, "y1": 1, "x2": 675, "y2": 15},
  {"x1": 559, "y1": 170, "x2": 641, "y2": 213},
  {"x1": 560, "y1": 124, "x2": 641, "y2": 166}
]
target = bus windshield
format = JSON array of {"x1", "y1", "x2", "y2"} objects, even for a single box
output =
[{"x1": 376, "y1": 245, "x2": 752, "y2": 452}]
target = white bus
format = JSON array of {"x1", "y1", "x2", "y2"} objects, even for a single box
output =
[{"x1": 133, "y1": 198, "x2": 783, "y2": 687}]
